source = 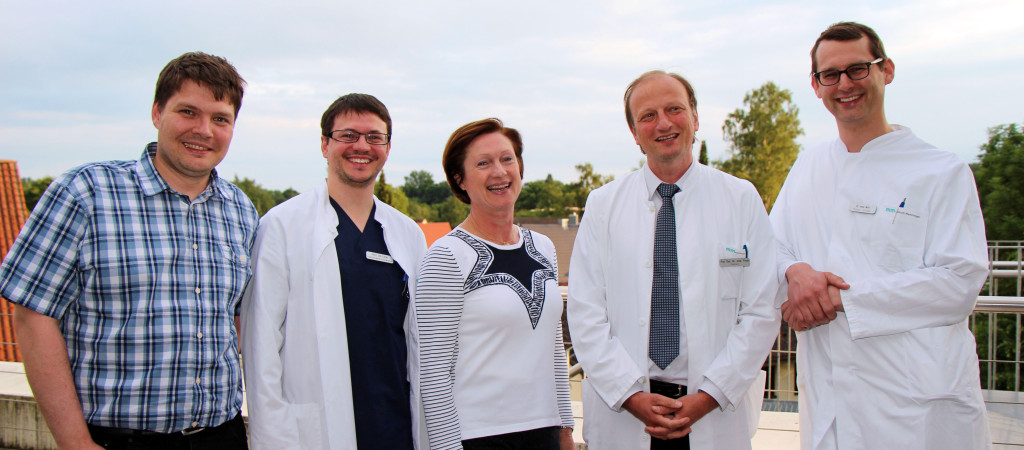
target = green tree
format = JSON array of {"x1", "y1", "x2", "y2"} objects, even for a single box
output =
[
  {"x1": 233, "y1": 176, "x2": 276, "y2": 216},
  {"x1": 715, "y1": 81, "x2": 803, "y2": 211},
  {"x1": 974, "y1": 123, "x2": 1024, "y2": 240},
  {"x1": 401, "y1": 170, "x2": 451, "y2": 205},
  {"x1": 567, "y1": 163, "x2": 613, "y2": 209},
  {"x1": 698, "y1": 140, "x2": 708, "y2": 166},
  {"x1": 517, "y1": 174, "x2": 568, "y2": 217},
  {"x1": 375, "y1": 172, "x2": 410, "y2": 214},
  {"x1": 21, "y1": 176, "x2": 54, "y2": 213},
  {"x1": 434, "y1": 196, "x2": 470, "y2": 226}
]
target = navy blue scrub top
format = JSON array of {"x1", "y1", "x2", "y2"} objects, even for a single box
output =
[{"x1": 330, "y1": 198, "x2": 413, "y2": 450}]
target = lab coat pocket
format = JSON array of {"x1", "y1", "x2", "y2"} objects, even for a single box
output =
[
  {"x1": 871, "y1": 205, "x2": 927, "y2": 272},
  {"x1": 719, "y1": 244, "x2": 746, "y2": 323},
  {"x1": 289, "y1": 402, "x2": 324, "y2": 449}
]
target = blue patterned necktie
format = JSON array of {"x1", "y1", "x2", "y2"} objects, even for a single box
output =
[{"x1": 650, "y1": 182, "x2": 681, "y2": 370}]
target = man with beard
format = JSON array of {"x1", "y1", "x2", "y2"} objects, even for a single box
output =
[{"x1": 241, "y1": 94, "x2": 428, "y2": 449}]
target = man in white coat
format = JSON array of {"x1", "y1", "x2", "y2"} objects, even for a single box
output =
[
  {"x1": 770, "y1": 22, "x2": 991, "y2": 450},
  {"x1": 567, "y1": 70, "x2": 780, "y2": 450},
  {"x1": 241, "y1": 94, "x2": 428, "y2": 449}
]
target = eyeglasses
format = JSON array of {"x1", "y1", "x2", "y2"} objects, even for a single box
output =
[
  {"x1": 326, "y1": 130, "x2": 391, "y2": 145},
  {"x1": 813, "y1": 58, "x2": 884, "y2": 86}
]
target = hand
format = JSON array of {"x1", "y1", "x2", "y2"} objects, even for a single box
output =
[
  {"x1": 622, "y1": 393, "x2": 688, "y2": 440},
  {"x1": 622, "y1": 392, "x2": 690, "y2": 440},
  {"x1": 558, "y1": 427, "x2": 575, "y2": 450},
  {"x1": 782, "y1": 263, "x2": 849, "y2": 330},
  {"x1": 646, "y1": 392, "x2": 719, "y2": 440}
]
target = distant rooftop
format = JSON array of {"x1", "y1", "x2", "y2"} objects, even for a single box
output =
[{"x1": 0, "y1": 160, "x2": 27, "y2": 363}]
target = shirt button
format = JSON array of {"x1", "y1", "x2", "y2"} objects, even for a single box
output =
[
  {"x1": 192, "y1": 421, "x2": 199, "y2": 428},
  {"x1": 645, "y1": 260, "x2": 653, "y2": 268},
  {"x1": 196, "y1": 377, "x2": 201, "y2": 384},
  {"x1": 192, "y1": 244, "x2": 198, "y2": 250},
  {"x1": 640, "y1": 376, "x2": 647, "y2": 384},
  {"x1": 239, "y1": 255, "x2": 247, "y2": 263},
  {"x1": 197, "y1": 332, "x2": 203, "y2": 339},
  {"x1": 194, "y1": 288, "x2": 201, "y2": 295}
]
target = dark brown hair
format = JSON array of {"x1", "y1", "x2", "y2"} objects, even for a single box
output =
[
  {"x1": 154, "y1": 52, "x2": 245, "y2": 117},
  {"x1": 811, "y1": 22, "x2": 888, "y2": 74},
  {"x1": 320, "y1": 93, "x2": 392, "y2": 137},
  {"x1": 442, "y1": 118, "x2": 524, "y2": 204}
]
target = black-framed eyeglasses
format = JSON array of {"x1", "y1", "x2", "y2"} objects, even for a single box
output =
[
  {"x1": 813, "y1": 58, "x2": 884, "y2": 86},
  {"x1": 326, "y1": 129, "x2": 391, "y2": 145}
]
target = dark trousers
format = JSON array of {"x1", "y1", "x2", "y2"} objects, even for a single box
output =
[
  {"x1": 649, "y1": 380, "x2": 690, "y2": 450},
  {"x1": 462, "y1": 426, "x2": 560, "y2": 450},
  {"x1": 88, "y1": 413, "x2": 248, "y2": 450}
]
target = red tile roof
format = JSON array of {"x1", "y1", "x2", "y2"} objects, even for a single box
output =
[
  {"x1": 0, "y1": 160, "x2": 27, "y2": 362},
  {"x1": 418, "y1": 222, "x2": 452, "y2": 246}
]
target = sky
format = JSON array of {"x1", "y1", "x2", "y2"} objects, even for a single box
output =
[{"x1": 2, "y1": 0, "x2": 1022, "y2": 193}]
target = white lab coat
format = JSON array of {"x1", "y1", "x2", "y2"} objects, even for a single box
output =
[
  {"x1": 769, "y1": 127, "x2": 991, "y2": 450},
  {"x1": 567, "y1": 163, "x2": 780, "y2": 450},
  {"x1": 240, "y1": 182, "x2": 428, "y2": 449}
]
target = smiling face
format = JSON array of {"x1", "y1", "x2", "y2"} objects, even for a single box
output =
[
  {"x1": 321, "y1": 111, "x2": 390, "y2": 188},
  {"x1": 457, "y1": 132, "x2": 523, "y2": 213},
  {"x1": 812, "y1": 36, "x2": 894, "y2": 129},
  {"x1": 628, "y1": 73, "x2": 698, "y2": 176},
  {"x1": 151, "y1": 79, "x2": 237, "y2": 194}
]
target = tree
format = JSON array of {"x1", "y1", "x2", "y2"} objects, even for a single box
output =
[
  {"x1": 698, "y1": 140, "x2": 708, "y2": 165},
  {"x1": 517, "y1": 174, "x2": 568, "y2": 217},
  {"x1": 715, "y1": 81, "x2": 803, "y2": 211},
  {"x1": 21, "y1": 176, "x2": 54, "y2": 213},
  {"x1": 232, "y1": 176, "x2": 300, "y2": 217},
  {"x1": 233, "y1": 176, "x2": 276, "y2": 216},
  {"x1": 375, "y1": 172, "x2": 410, "y2": 214},
  {"x1": 567, "y1": 163, "x2": 613, "y2": 208},
  {"x1": 974, "y1": 123, "x2": 1024, "y2": 240},
  {"x1": 434, "y1": 196, "x2": 470, "y2": 226},
  {"x1": 401, "y1": 170, "x2": 451, "y2": 205}
]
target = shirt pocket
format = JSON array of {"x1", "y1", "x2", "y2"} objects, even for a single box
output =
[
  {"x1": 868, "y1": 206, "x2": 928, "y2": 272},
  {"x1": 218, "y1": 243, "x2": 252, "y2": 304}
]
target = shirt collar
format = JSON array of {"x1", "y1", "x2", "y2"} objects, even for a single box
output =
[
  {"x1": 136, "y1": 142, "x2": 228, "y2": 201},
  {"x1": 642, "y1": 160, "x2": 694, "y2": 202}
]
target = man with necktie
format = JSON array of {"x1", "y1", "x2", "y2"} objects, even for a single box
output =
[{"x1": 567, "y1": 70, "x2": 780, "y2": 450}]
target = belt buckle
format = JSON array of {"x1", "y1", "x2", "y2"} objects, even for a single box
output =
[
  {"x1": 181, "y1": 426, "x2": 206, "y2": 436},
  {"x1": 675, "y1": 384, "x2": 685, "y2": 397}
]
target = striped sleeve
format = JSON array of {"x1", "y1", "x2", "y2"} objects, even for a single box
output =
[
  {"x1": 415, "y1": 244, "x2": 465, "y2": 449},
  {"x1": 551, "y1": 255, "x2": 574, "y2": 429}
]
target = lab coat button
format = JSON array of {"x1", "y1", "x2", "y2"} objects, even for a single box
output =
[
  {"x1": 645, "y1": 260, "x2": 652, "y2": 268},
  {"x1": 640, "y1": 376, "x2": 647, "y2": 384}
]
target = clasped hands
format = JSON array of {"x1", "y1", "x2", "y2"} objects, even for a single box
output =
[
  {"x1": 781, "y1": 262, "x2": 850, "y2": 331},
  {"x1": 623, "y1": 390, "x2": 718, "y2": 440}
]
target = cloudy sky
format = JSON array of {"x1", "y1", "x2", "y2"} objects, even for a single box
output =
[{"x1": 2, "y1": 0, "x2": 1021, "y2": 193}]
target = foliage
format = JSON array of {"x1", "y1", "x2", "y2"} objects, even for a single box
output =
[
  {"x1": 21, "y1": 176, "x2": 53, "y2": 213},
  {"x1": 433, "y1": 196, "x2": 470, "y2": 226},
  {"x1": 375, "y1": 172, "x2": 410, "y2": 214},
  {"x1": 698, "y1": 140, "x2": 708, "y2": 166},
  {"x1": 518, "y1": 174, "x2": 569, "y2": 216},
  {"x1": 232, "y1": 176, "x2": 299, "y2": 216},
  {"x1": 974, "y1": 123, "x2": 1024, "y2": 240},
  {"x1": 401, "y1": 170, "x2": 451, "y2": 205},
  {"x1": 715, "y1": 81, "x2": 803, "y2": 211}
]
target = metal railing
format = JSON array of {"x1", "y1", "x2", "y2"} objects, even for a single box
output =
[{"x1": 565, "y1": 242, "x2": 1024, "y2": 402}]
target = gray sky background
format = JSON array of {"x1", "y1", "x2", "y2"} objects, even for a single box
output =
[{"x1": 2, "y1": 0, "x2": 1021, "y2": 193}]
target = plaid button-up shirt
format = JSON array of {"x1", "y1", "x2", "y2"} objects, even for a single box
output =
[{"x1": 0, "y1": 144, "x2": 259, "y2": 432}]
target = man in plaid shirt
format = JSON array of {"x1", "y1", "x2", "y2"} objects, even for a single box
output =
[{"x1": 0, "y1": 52, "x2": 258, "y2": 449}]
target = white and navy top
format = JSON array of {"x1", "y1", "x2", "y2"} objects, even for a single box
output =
[{"x1": 416, "y1": 226, "x2": 574, "y2": 449}]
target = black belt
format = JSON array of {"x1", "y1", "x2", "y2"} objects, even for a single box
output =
[
  {"x1": 650, "y1": 380, "x2": 687, "y2": 399},
  {"x1": 88, "y1": 413, "x2": 240, "y2": 437}
]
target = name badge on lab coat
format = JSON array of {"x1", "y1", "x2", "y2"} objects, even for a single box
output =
[
  {"x1": 850, "y1": 204, "x2": 877, "y2": 214},
  {"x1": 366, "y1": 251, "x2": 394, "y2": 264},
  {"x1": 720, "y1": 258, "x2": 750, "y2": 267}
]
